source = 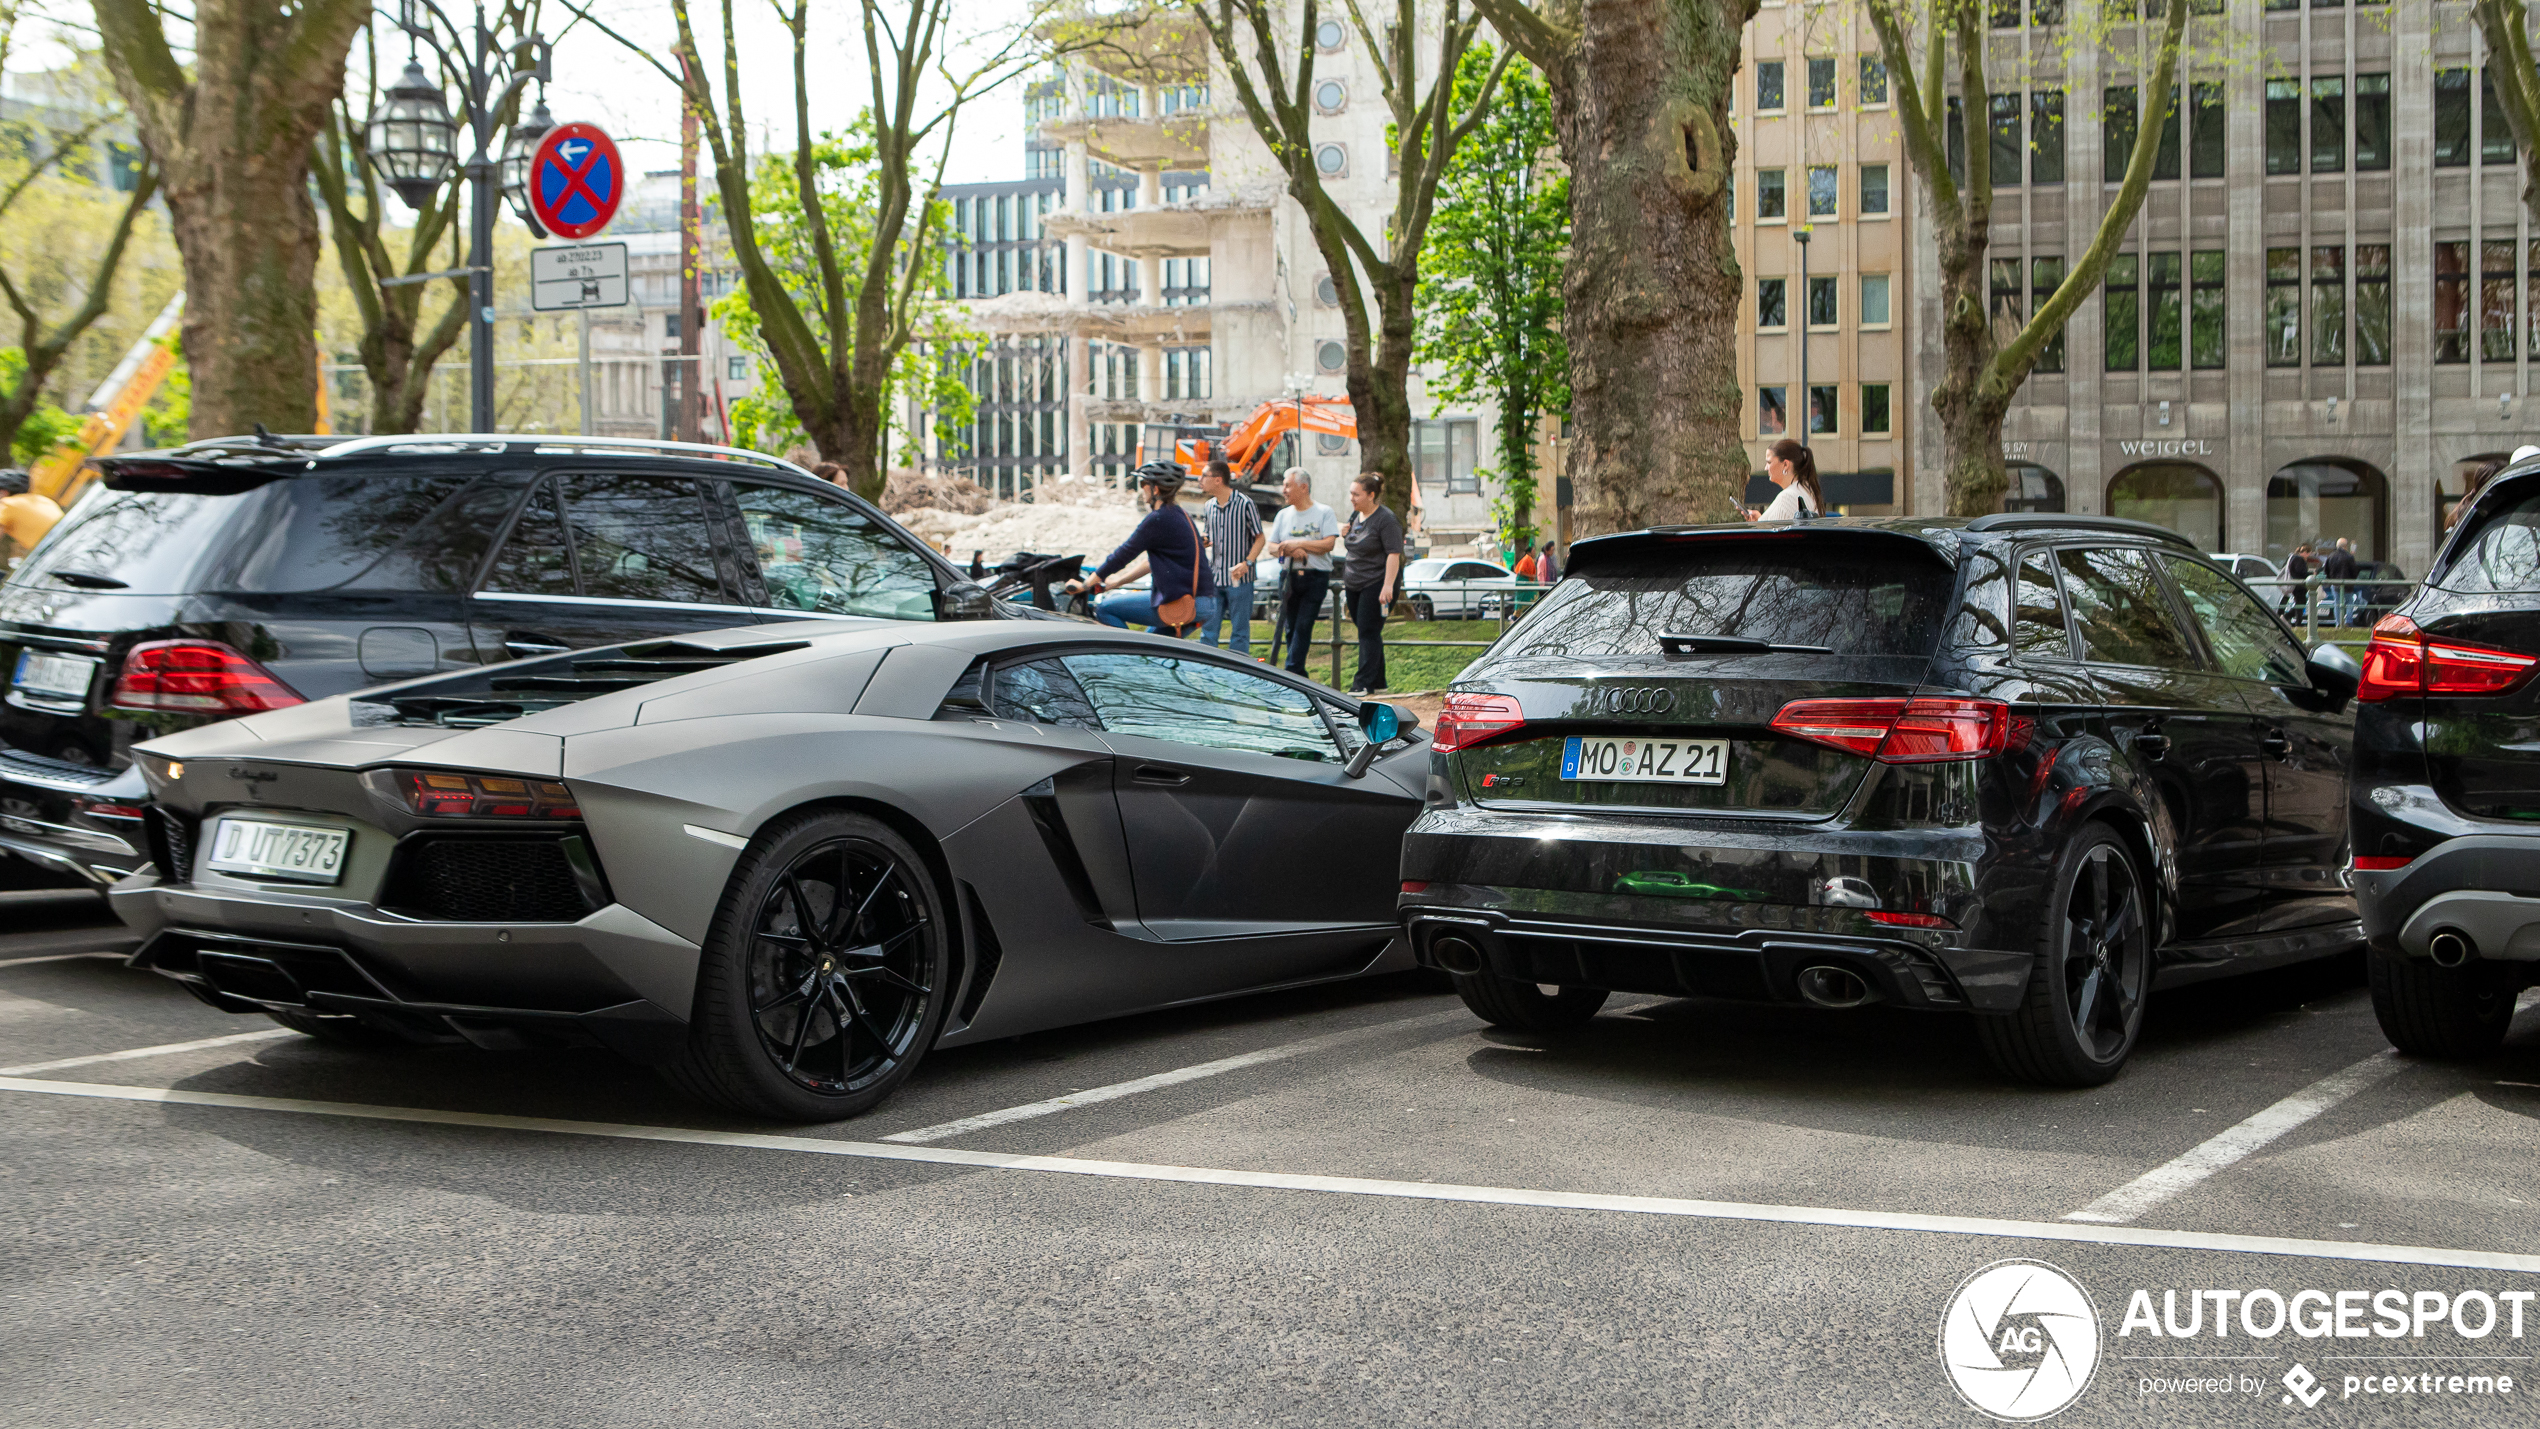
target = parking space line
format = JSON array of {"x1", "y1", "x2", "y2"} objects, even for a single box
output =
[
  {"x1": 2064, "y1": 1051, "x2": 2406, "y2": 1225},
  {"x1": 2, "y1": 1073, "x2": 2533, "y2": 1274},
  {"x1": 0, "y1": 1028, "x2": 296, "y2": 1077},
  {"x1": 882, "y1": 1008, "x2": 1476, "y2": 1143},
  {"x1": 0, "y1": 951, "x2": 127, "y2": 970}
]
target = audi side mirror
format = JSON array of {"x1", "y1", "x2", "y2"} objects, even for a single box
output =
[{"x1": 2304, "y1": 640, "x2": 2361, "y2": 706}]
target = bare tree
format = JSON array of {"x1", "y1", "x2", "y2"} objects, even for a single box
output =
[
  {"x1": 95, "y1": 0, "x2": 373, "y2": 436},
  {"x1": 1864, "y1": 0, "x2": 2189, "y2": 515},
  {"x1": 1466, "y1": 0, "x2": 1756, "y2": 535},
  {"x1": 2474, "y1": 2, "x2": 2540, "y2": 226},
  {"x1": 1195, "y1": 0, "x2": 1508, "y2": 520}
]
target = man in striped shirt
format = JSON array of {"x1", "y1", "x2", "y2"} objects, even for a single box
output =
[{"x1": 1198, "y1": 459, "x2": 1266, "y2": 656}]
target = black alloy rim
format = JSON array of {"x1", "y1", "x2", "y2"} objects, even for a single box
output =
[
  {"x1": 2062, "y1": 843, "x2": 2147, "y2": 1061},
  {"x1": 745, "y1": 837, "x2": 933, "y2": 1095}
]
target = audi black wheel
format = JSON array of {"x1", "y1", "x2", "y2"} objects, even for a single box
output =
[
  {"x1": 666, "y1": 811, "x2": 951, "y2": 1121},
  {"x1": 1977, "y1": 826, "x2": 2151, "y2": 1087}
]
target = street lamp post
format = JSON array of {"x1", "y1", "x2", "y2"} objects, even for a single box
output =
[
  {"x1": 366, "y1": 0, "x2": 551, "y2": 433},
  {"x1": 1793, "y1": 224, "x2": 1811, "y2": 447}
]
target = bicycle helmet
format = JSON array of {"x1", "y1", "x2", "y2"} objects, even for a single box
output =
[{"x1": 1134, "y1": 459, "x2": 1186, "y2": 495}]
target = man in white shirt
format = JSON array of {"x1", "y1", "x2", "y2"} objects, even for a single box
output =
[{"x1": 1264, "y1": 467, "x2": 1339, "y2": 677}]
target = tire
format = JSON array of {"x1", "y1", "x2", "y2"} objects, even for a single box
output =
[
  {"x1": 1977, "y1": 826, "x2": 2152, "y2": 1087},
  {"x1": 2368, "y1": 946, "x2": 2513, "y2": 1060},
  {"x1": 264, "y1": 1008, "x2": 409, "y2": 1048},
  {"x1": 663, "y1": 811, "x2": 952, "y2": 1121},
  {"x1": 1409, "y1": 596, "x2": 1435, "y2": 621},
  {"x1": 1452, "y1": 972, "x2": 1609, "y2": 1032}
]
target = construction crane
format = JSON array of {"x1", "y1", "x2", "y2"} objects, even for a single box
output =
[{"x1": 2, "y1": 293, "x2": 185, "y2": 550}]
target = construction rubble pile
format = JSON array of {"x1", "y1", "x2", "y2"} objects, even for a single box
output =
[{"x1": 880, "y1": 470, "x2": 1146, "y2": 570}]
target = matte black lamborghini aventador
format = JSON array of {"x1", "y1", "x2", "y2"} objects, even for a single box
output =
[{"x1": 109, "y1": 620, "x2": 1429, "y2": 1120}]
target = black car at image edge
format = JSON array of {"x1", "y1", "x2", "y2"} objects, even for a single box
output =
[
  {"x1": 0, "y1": 434, "x2": 1028, "y2": 889},
  {"x1": 2349, "y1": 453, "x2": 2540, "y2": 1059},
  {"x1": 1398, "y1": 512, "x2": 2366, "y2": 1085}
]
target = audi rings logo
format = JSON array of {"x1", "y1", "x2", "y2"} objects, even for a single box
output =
[
  {"x1": 1940, "y1": 1259, "x2": 2102, "y2": 1421},
  {"x1": 1588, "y1": 686, "x2": 1676, "y2": 716}
]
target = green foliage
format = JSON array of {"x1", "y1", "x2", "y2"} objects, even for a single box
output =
[
  {"x1": 143, "y1": 329, "x2": 187, "y2": 447},
  {"x1": 0, "y1": 347, "x2": 77, "y2": 462},
  {"x1": 1414, "y1": 45, "x2": 1568, "y2": 552},
  {"x1": 709, "y1": 118, "x2": 975, "y2": 463}
]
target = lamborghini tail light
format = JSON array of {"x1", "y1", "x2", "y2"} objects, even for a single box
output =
[{"x1": 372, "y1": 768, "x2": 580, "y2": 819}]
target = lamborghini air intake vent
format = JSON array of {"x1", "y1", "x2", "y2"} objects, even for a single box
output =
[
  {"x1": 379, "y1": 836, "x2": 605, "y2": 922},
  {"x1": 145, "y1": 806, "x2": 197, "y2": 883}
]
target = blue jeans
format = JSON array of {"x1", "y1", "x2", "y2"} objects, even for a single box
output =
[
  {"x1": 1200, "y1": 577, "x2": 1256, "y2": 655},
  {"x1": 1093, "y1": 588, "x2": 1220, "y2": 636}
]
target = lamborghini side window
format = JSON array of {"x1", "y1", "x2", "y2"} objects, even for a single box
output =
[
  {"x1": 989, "y1": 658, "x2": 1101, "y2": 729},
  {"x1": 481, "y1": 477, "x2": 576, "y2": 595},
  {"x1": 1062, "y1": 653, "x2": 1342, "y2": 762},
  {"x1": 732, "y1": 482, "x2": 940, "y2": 621}
]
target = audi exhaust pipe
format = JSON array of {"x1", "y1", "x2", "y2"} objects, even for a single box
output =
[
  {"x1": 1796, "y1": 964, "x2": 1880, "y2": 1010},
  {"x1": 1430, "y1": 935, "x2": 1485, "y2": 976},
  {"x1": 2429, "y1": 931, "x2": 2476, "y2": 968}
]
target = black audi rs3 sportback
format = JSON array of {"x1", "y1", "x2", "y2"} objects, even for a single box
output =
[
  {"x1": 2349, "y1": 456, "x2": 2540, "y2": 1059},
  {"x1": 1398, "y1": 515, "x2": 2366, "y2": 1085}
]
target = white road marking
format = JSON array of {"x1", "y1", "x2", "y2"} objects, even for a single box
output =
[
  {"x1": 1, "y1": 1073, "x2": 2533, "y2": 1275},
  {"x1": 0, "y1": 951, "x2": 126, "y2": 970},
  {"x1": 0, "y1": 1029, "x2": 296, "y2": 1077},
  {"x1": 2065, "y1": 1051, "x2": 2407, "y2": 1225},
  {"x1": 883, "y1": 1007, "x2": 1476, "y2": 1143}
]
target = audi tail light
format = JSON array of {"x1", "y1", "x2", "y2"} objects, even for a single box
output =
[
  {"x1": 2357, "y1": 614, "x2": 2538, "y2": 701},
  {"x1": 1432, "y1": 693, "x2": 1526, "y2": 753},
  {"x1": 110, "y1": 640, "x2": 302, "y2": 715},
  {"x1": 1866, "y1": 909, "x2": 1958, "y2": 929},
  {"x1": 1771, "y1": 697, "x2": 2020, "y2": 764},
  {"x1": 2352, "y1": 855, "x2": 2413, "y2": 872},
  {"x1": 370, "y1": 768, "x2": 581, "y2": 819}
]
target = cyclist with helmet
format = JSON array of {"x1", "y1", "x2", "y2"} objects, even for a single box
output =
[{"x1": 1066, "y1": 460, "x2": 1219, "y2": 637}]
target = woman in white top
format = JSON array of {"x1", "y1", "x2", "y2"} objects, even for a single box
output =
[{"x1": 1750, "y1": 438, "x2": 1824, "y2": 522}]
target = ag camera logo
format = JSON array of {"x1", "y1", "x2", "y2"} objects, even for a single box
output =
[{"x1": 1940, "y1": 1259, "x2": 2102, "y2": 1421}]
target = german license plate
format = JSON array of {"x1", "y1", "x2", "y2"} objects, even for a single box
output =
[
  {"x1": 205, "y1": 818, "x2": 350, "y2": 884},
  {"x1": 1561, "y1": 735, "x2": 1729, "y2": 785},
  {"x1": 11, "y1": 650, "x2": 98, "y2": 702}
]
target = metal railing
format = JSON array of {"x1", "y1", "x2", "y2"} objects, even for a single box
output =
[
  {"x1": 2239, "y1": 575, "x2": 2418, "y2": 645},
  {"x1": 1252, "y1": 580, "x2": 1558, "y2": 688}
]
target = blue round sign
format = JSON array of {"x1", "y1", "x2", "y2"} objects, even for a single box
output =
[{"x1": 528, "y1": 122, "x2": 623, "y2": 240}]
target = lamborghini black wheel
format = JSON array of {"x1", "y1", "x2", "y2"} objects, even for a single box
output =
[{"x1": 666, "y1": 811, "x2": 950, "y2": 1121}]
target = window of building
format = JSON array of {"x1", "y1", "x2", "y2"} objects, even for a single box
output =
[
  {"x1": 2154, "y1": 84, "x2": 2181, "y2": 180},
  {"x1": 2487, "y1": 65, "x2": 2518, "y2": 165},
  {"x1": 2262, "y1": 80, "x2": 2300, "y2": 174},
  {"x1": 2265, "y1": 248, "x2": 2301, "y2": 366},
  {"x1": 2031, "y1": 90, "x2": 2065, "y2": 183},
  {"x1": 1861, "y1": 56, "x2": 1889, "y2": 106},
  {"x1": 2147, "y1": 252, "x2": 2183, "y2": 369},
  {"x1": 1948, "y1": 96, "x2": 1966, "y2": 185},
  {"x1": 2311, "y1": 245, "x2": 2346, "y2": 366},
  {"x1": 1809, "y1": 384, "x2": 1838, "y2": 434},
  {"x1": 2311, "y1": 76, "x2": 2344, "y2": 172},
  {"x1": 2104, "y1": 85, "x2": 2138, "y2": 182},
  {"x1": 1413, "y1": 419, "x2": 1479, "y2": 493},
  {"x1": 1757, "y1": 60, "x2": 1786, "y2": 112},
  {"x1": 2355, "y1": 243, "x2": 2391, "y2": 366},
  {"x1": 1990, "y1": 259, "x2": 2025, "y2": 349},
  {"x1": 1861, "y1": 162, "x2": 1890, "y2": 215},
  {"x1": 1316, "y1": 339, "x2": 1347, "y2": 373},
  {"x1": 2485, "y1": 239, "x2": 2518, "y2": 362},
  {"x1": 2529, "y1": 244, "x2": 2540, "y2": 360},
  {"x1": 2436, "y1": 241, "x2": 2472, "y2": 363},
  {"x1": 2109, "y1": 463, "x2": 2225, "y2": 552},
  {"x1": 2189, "y1": 81, "x2": 2224, "y2": 178},
  {"x1": 1315, "y1": 79, "x2": 1347, "y2": 113},
  {"x1": 1807, "y1": 165, "x2": 1838, "y2": 216},
  {"x1": 1759, "y1": 386, "x2": 1788, "y2": 436},
  {"x1": 1165, "y1": 347, "x2": 1213, "y2": 400},
  {"x1": 1315, "y1": 18, "x2": 1346, "y2": 50},
  {"x1": 1808, "y1": 56, "x2": 1836, "y2": 108},
  {"x1": 2104, "y1": 253, "x2": 2140, "y2": 371},
  {"x1": 2033, "y1": 0, "x2": 2063, "y2": 21},
  {"x1": 1990, "y1": 0, "x2": 2019, "y2": 26},
  {"x1": 2033, "y1": 257, "x2": 2066, "y2": 372},
  {"x1": 727, "y1": 356, "x2": 749, "y2": 381},
  {"x1": 2354, "y1": 73, "x2": 2391, "y2": 170},
  {"x1": 1862, "y1": 383, "x2": 1892, "y2": 435},
  {"x1": 1861, "y1": 273, "x2": 1892, "y2": 327},
  {"x1": 2436, "y1": 68, "x2": 2473, "y2": 167},
  {"x1": 1757, "y1": 167, "x2": 1786, "y2": 220},
  {"x1": 2190, "y1": 250, "x2": 2225, "y2": 369},
  {"x1": 1808, "y1": 274, "x2": 1838, "y2": 327},
  {"x1": 1758, "y1": 277, "x2": 1788, "y2": 329},
  {"x1": 1315, "y1": 143, "x2": 1346, "y2": 176},
  {"x1": 1990, "y1": 93, "x2": 2022, "y2": 186}
]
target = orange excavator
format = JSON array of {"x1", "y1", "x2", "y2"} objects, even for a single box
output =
[{"x1": 1137, "y1": 395, "x2": 1357, "y2": 487}]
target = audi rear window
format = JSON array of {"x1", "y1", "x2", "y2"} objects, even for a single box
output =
[
  {"x1": 1495, "y1": 538, "x2": 1955, "y2": 660},
  {"x1": 2439, "y1": 475, "x2": 2540, "y2": 592}
]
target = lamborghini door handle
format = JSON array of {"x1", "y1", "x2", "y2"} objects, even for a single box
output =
[
  {"x1": 504, "y1": 633, "x2": 571, "y2": 658},
  {"x1": 1132, "y1": 765, "x2": 1192, "y2": 786},
  {"x1": 2134, "y1": 730, "x2": 2170, "y2": 761}
]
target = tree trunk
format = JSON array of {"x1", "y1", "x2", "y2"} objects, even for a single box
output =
[
  {"x1": 1542, "y1": 0, "x2": 1755, "y2": 535},
  {"x1": 1361, "y1": 266, "x2": 1421, "y2": 522},
  {"x1": 166, "y1": 159, "x2": 326, "y2": 436},
  {"x1": 1929, "y1": 212, "x2": 2010, "y2": 517}
]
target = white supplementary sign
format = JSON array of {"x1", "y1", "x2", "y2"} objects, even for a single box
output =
[{"x1": 529, "y1": 242, "x2": 628, "y2": 311}]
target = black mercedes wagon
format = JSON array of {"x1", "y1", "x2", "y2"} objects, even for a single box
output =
[
  {"x1": 1398, "y1": 515, "x2": 2366, "y2": 1085},
  {"x1": 1, "y1": 434, "x2": 1017, "y2": 889}
]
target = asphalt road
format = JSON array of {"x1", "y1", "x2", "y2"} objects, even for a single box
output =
[{"x1": 5, "y1": 887, "x2": 2538, "y2": 1427}]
